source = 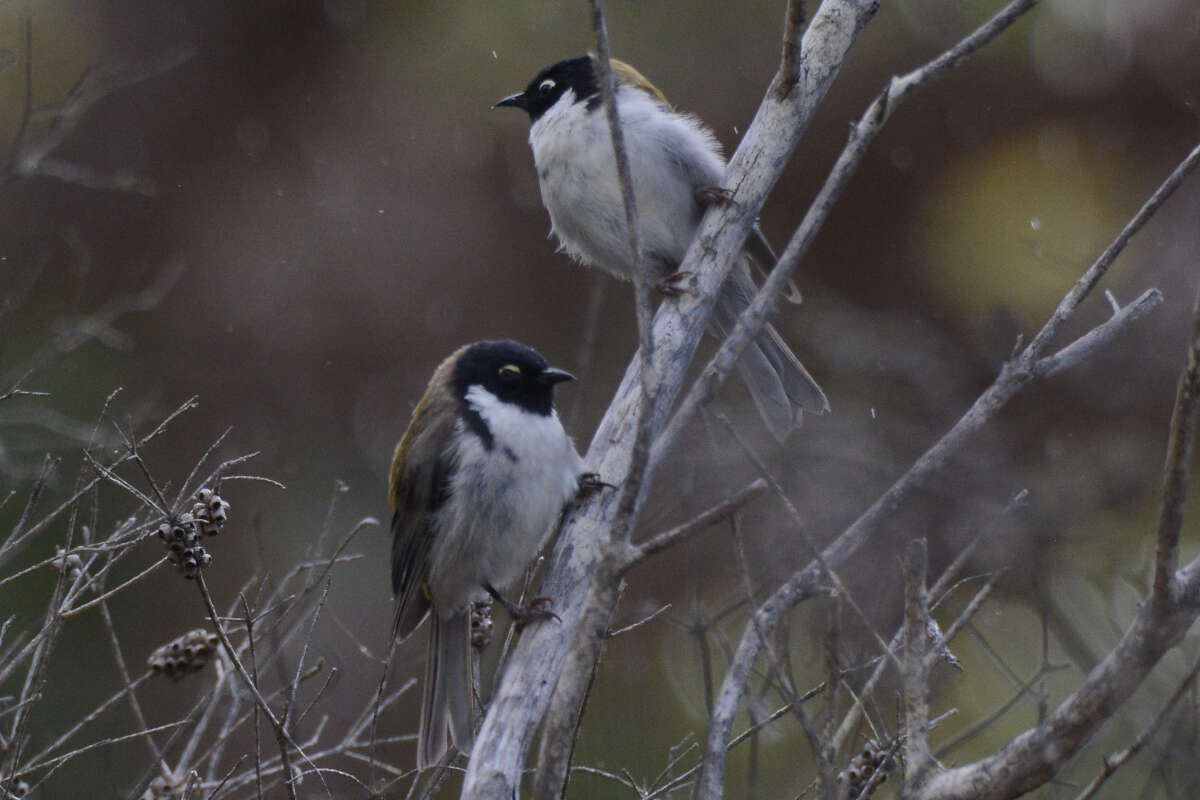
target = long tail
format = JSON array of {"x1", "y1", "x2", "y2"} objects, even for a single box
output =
[
  {"x1": 711, "y1": 266, "x2": 829, "y2": 441},
  {"x1": 417, "y1": 611, "x2": 474, "y2": 770}
]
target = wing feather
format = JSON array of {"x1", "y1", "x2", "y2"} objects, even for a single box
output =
[{"x1": 389, "y1": 350, "x2": 463, "y2": 640}]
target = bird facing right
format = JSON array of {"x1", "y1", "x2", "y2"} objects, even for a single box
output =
[
  {"x1": 389, "y1": 339, "x2": 583, "y2": 768},
  {"x1": 496, "y1": 54, "x2": 829, "y2": 440}
]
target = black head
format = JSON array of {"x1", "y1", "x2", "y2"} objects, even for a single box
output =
[
  {"x1": 453, "y1": 340, "x2": 573, "y2": 417},
  {"x1": 494, "y1": 56, "x2": 597, "y2": 122}
]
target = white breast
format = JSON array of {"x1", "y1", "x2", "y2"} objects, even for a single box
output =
[
  {"x1": 427, "y1": 385, "x2": 582, "y2": 614},
  {"x1": 529, "y1": 86, "x2": 727, "y2": 279}
]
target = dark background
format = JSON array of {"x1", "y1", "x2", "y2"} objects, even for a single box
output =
[{"x1": 2, "y1": 0, "x2": 1199, "y2": 796}]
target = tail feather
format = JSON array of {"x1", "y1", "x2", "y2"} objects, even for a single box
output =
[
  {"x1": 418, "y1": 611, "x2": 474, "y2": 770},
  {"x1": 713, "y1": 267, "x2": 829, "y2": 441},
  {"x1": 757, "y1": 324, "x2": 829, "y2": 415},
  {"x1": 732, "y1": 341, "x2": 796, "y2": 441}
]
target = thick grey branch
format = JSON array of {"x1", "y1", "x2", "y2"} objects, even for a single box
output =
[{"x1": 460, "y1": 1, "x2": 878, "y2": 796}]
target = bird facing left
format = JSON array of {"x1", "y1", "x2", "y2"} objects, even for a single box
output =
[
  {"x1": 496, "y1": 54, "x2": 829, "y2": 441},
  {"x1": 388, "y1": 339, "x2": 584, "y2": 769}
]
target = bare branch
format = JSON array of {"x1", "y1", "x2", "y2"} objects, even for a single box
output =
[
  {"x1": 57, "y1": 557, "x2": 166, "y2": 619},
  {"x1": 607, "y1": 603, "x2": 671, "y2": 638},
  {"x1": 0, "y1": 370, "x2": 50, "y2": 402},
  {"x1": 916, "y1": 294, "x2": 1200, "y2": 796},
  {"x1": 14, "y1": 722, "x2": 185, "y2": 779},
  {"x1": 901, "y1": 539, "x2": 933, "y2": 789},
  {"x1": 1023, "y1": 142, "x2": 1200, "y2": 363},
  {"x1": 588, "y1": 0, "x2": 659, "y2": 556},
  {"x1": 0, "y1": 396, "x2": 199, "y2": 567},
  {"x1": 917, "y1": 570, "x2": 1200, "y2": 798},
  {"x1": 193, "y1": 575, "x2": 324, "y2": 800},
  {"x1": 617, "y1": 480, "x2": 768, "y2": 572},
  {"x1": 1073, "y1": 652, "x2": 1200, "y2": 800},
  {"x1": 1152, "y1": 284, "x2": 1200, "y2": 601},
  {"x1": 588, "y1": 0, "x2": 654, "y2": 379},
  {"x1": 1031, "y1": 288, "x2": 1162, "y2": 379}
]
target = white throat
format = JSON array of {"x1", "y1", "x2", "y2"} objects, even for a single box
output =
[{"x1": 464, "y1": 384, "x2": 564, "y2": 456}]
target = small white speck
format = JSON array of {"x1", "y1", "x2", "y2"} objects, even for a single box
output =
[
  {"x1": 1029, "y1": 218, "x2": 1040, "y2": 231},
  {"x1": 492, "y1": 50, "x2": 498, "y2": 59},
  {"x1": 870, "y1": 407, "x2": 877, "y2": 419},
  {"x1": 733, "y1": 125, "x2": 739, "y2": 135},
  {"x1": 377, "y1": 208, "x2": 385, "y2": 215}
]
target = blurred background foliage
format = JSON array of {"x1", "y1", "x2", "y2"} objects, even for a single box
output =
[{"x1": 1, "y1": 0, "x2": 1199, "y2": 796}]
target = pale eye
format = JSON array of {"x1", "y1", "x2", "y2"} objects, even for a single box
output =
[
  {"x1": 538, "y1": 79, "x2": 556, "y2": 93},
  {"x1": 498, "y1": 364, "x2": 521, "y2": 382}
]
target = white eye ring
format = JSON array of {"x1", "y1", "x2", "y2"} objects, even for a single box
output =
[{"x1": 538, "y1": 79, "x2": 556, "y2": 92}]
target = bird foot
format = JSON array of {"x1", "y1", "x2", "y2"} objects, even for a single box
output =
[
  {"x1": 576, "y1": 471, "x2": 613, "y2": 499},
  {"x1": 696, "y1": 185, "x2": 736, "y2": 206},
  {"x1": 486, "y1": 585, "x2": 560, "y2": 627},
  {"x1": 657, "y1": 270, "x2": 696, "y2": 297}
]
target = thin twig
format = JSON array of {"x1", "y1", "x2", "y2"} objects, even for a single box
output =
[
  {"x1": 1023, "y1": 144, "x2": 1200, "y2": 364},
  {"x1": 239, "y1": 593, "x2": 265, "y2": 800},
  {"x1": 1031, "y1": 288, "x2": 1162, "y2": 379},
  {"x1": 57, "y1": 557, "x2": 166, "y2": 619},
  {"x1": 617, "y1": 480, "x2": 768, "y2": 572},
  {"x1": 194, "y1": 575, "x2": 320, "y2": 800},
  {"x1": 17, "y1": 722, "x2": 185, "y2": 780},
  {"x1": 97, "y1": 591, "x2": 163, "y2": 764}
]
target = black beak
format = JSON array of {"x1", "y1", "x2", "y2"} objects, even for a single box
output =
[
  {"x1": 539, "y1": 366, "x2": 575, "y2": 386},
  {"x1": 493, "y1": 92, "x2": 528, "y2": 111}
]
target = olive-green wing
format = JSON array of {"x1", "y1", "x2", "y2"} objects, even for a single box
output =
[{"x1": 390, "y1": 397, "x2": 458, "y2": 641}]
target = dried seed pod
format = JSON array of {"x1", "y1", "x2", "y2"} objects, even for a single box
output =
[
  {"x1": 837, "y1": 738, "x2": 892, "y2": 799},
  {"x1": 158, "y1": 510, "x2": 216, "y2": 577},
  {"x1": 190, "y1": 489, "x2": 230, "y2": 536},
  {"x1": 149, "y1": 629, "x2": 220, "y2": 681},
  {"x1": 2, "y1": 779, "x2": 30, "y2": 798}
]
